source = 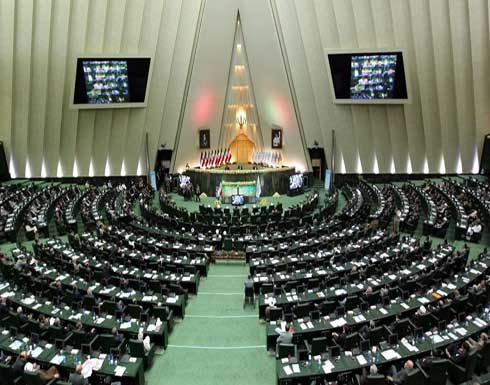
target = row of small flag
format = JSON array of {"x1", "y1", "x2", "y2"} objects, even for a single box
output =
[
  {"x1": 200, "y1": 149, "x2": 232, "y2": 168},
  {"x1": 252, "y1": 151, "x2": 282, "y2": 166}
]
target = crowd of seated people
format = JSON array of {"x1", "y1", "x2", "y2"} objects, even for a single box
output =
[
  {"x1": 0, "y1": 179, "x2": 195, "y2": 384},
  {"x1": 269, "y1": 242, "x2": 490, "y2": 383},
  {"x1": 466, "y1": 177, "x2": 490, "y2": 219},
  {"x1": 0, "y1": 174, "x2": 489, "y2": 385},
  {"x1": 399, "y1": 184, "x2": 421, "y2": 233},
  {"x1": 418, "y1": 182, "x2": 451, "y2": 237},
  {"x1": 0, "y1": 184, "x2": 36, "y2": 241},
  {"x1": 438, "y1": 180, "x2": 484, "y2": 241},
  {"x1": 355, "y1": 328, "x2": 490, "y2": 385},
  {"x1": 247, "y1": 178, "x2": 490, "y2": 384},
  {"x1": 361, "y1": 182, "x2": 395, "y2": 230}
]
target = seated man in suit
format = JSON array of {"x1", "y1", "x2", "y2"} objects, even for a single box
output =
[
  {"x1": 386, "y1": 359, "x2": 414, "y2": 384},
  {"x1": 332, "y1": 325, "x2": 350, "y2": 348},
  {"x1": 111, "y1": 327, "x2": 124, "y2": 343},
  {"x1": 274, "y1": 324, "x2": 294, "y2": 356},
  {"x1": 11, "y1": 351, "x2": 28, "y2": 377},
  {"x1": 0, "y1": 297, "x2": 9, "y2": 318},
  {"x1": 445, "y1": 341, "x2": 470, "y2": 365},
  {"x1": 359, "y1": 320, "x2": 375, "y2": 340},
  {"x1": 69, "y1": 364, "x2": 88, "y2": 385}
]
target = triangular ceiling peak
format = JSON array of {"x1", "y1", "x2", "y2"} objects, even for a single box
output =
[{"x1": 219, "y1": 12, "x2": 263, "y2": 150}]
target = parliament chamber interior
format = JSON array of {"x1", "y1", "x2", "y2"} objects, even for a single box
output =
[{"x1": 2, "y1": 1, "x2": 490, "y2": 385}]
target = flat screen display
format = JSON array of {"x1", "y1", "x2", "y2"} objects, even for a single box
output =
[
  {"x1": 327, "y1": 51, "x2": 408, "y2": 103},
  {"x1": 231, "y1": 195, "x2": 245, "y2": 206},
  {"x1": 73, "y1": 57, "x2": 151, "y2": 107},
  {"x1": 179, "y1": 175, "x2": 190, "y2": 188},
  {"x1": 289, "y1": 174, "x2": 304, "y2": 190}
]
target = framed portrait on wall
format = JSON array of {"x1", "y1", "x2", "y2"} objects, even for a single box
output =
[
  {"x1": 271, "y1": 128, "x2": 282, "y2": 149},
  {"x1": 199, "y1": 129, "x2": 210, "y2": 149}
]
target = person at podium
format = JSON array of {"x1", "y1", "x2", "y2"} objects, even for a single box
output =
[{"x1": 195, "y1": 184, "x2": 201, "y2": 202}]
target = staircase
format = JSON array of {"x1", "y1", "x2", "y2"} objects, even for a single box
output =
[{"x1": 310, "y1": 177, "x2": 324, "y2": 190}]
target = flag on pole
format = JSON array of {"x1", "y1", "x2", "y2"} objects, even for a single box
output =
[
  {"x1": 218, "y1": 148, "x2": 223, "y2": 167},
  {"x1": 256, "y1": 175, "x2": 261, "y2": 199},
  {"x1": 220, "y1": 148, "x2": 225, "y2": 166},
  {"x1": 206, "y1": 151, "x2": 211, "y2": 168},
  {"x1": 216, "y1": 181, "x2": 222, "y2": 199}
]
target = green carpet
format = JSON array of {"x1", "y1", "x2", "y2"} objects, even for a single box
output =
[{"x1": 145, "y1": 263, "x2": 275, "y2": 385}]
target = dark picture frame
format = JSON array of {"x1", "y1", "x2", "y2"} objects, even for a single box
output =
[
  {"x1": 199, "y1": 129, "x2": 210, "y2": 149},
  {"x1": 271, "y1": 128, "x2": 283, "y2": 149}
]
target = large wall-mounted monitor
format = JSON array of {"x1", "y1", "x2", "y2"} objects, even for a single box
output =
[
  {"x1": 71, "y1": 55, "x2": 152, "y2": 109},
  {"x1": 326, "y1": 49, "x2": 409, "y2": 104}
]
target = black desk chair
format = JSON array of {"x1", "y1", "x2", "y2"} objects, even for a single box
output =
[
  {"x1": 448, "y1": 349, "x2": 478, "y2": 383},
  {"x1": 354, "y1": 374, "x2": 385, "y2": 385},
  {"x1": 100, "y1": 300, "x2": 117, "y2": 315},
  {"x1": 369, "y1": 326, "x2": 388, "y2": 347},
  {"x1": 153, "y1": 306, "x2": 174, "y2": 333},
  {"x1": 128, "y1": 339, "x2": 156, "y2": 369},
  {"x1": 394, "y1": 318, "x2": 412, "y2": 338},
  {"x1": 343, "y1": 332, "x2": 359, "y2": 351},
  {"x1": 344, "y1": 295, "x2": 359, "y2": 311},
  {"x1": 22, "y1": 372, "x2": 56, "y2": 385},
  {"x1": 416, "y1": 313, "x2": 438, "y2": 332},
  {"x1": 294, "y1": 303, "x2": 310, "y2": 319},
  {"x1": 0, "y1": 363, "x2": 20, "y2": 385},
  {"x1": 309, "y1": 310, "x2": 320, "y2": 321},
  {"x1": 260, "y1": 283, "x2": 273, "y2": 295},
  {"x1": 269, "y1": 308, "x2": 283, "y2": 322},
  {"x1": 478, "y1": 342, "x2": 490, "y2": 373},
  {"x1": 404, "y1": 368, "x2": 425, "y2": 385},
  {"x1": 126, "y1": 304, "x2": 143, "y2": 319},
  {"x1": 305, "y1": 337, "x2": 328, "y2": 356},
  {"x1": 418, "y1": 359, "x2": 448, "y2": 385},
  {"x1": 277, "y1": 343, "x2": 297, "y2": 360}
]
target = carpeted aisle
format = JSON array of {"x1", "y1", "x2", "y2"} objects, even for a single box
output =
[{"x1": 146, "y1": 263, "x2": 275, "y2": 385}]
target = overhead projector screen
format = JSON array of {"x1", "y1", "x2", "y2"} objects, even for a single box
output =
[
  {"x1": 326, "y1": 49, "x2": 409, "y2": 104},
  {"x1": 71, "y1": 55, "x2": 152, "y2": 109}
]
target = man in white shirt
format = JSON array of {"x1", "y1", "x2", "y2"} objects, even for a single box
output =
[{"x1": 467, "y1": 219, "x2": 482, "y2": 240}]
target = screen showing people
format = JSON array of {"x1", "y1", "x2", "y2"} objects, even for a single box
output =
[
  {"x1": 350, "y1": 54, "x2": 397, "y2": 99},
  {"x1": 179, "y1": 175, "x2": 191, "y2": 189},
  {"x1": 231, "y1": 194, "x2": 245, "y2": 206},
  {"x1": 289, "y1": 174, "x2": 304, "y2": 190},
  {"x1": 82, "y1": 60, "x2": 129, "y2": 104},
  {"x1": 327, "y1": 51, "x2": 407, "y2": 102},
  {"x1": 73, "y1": 57, "x2": 151, "y2": 106}
]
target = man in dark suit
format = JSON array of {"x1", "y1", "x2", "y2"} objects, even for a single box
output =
[
  {"x1": 0, "y1": 297, "x2": 9, "y2": 318},
  {"x1": 111, "y1": 327, "x2": 124, "y2": 343},
  {"x1": 446, "y1": 341, "x2": 470, "y2": 365},
  {"x1": 11, "y1": 351, "x2": 28, "y2": 377},
  {"x1": 68, "y1": 364, "x2": 88, "y2": 385}
]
